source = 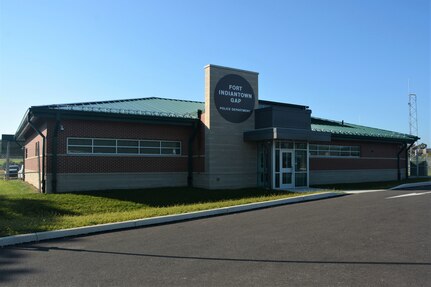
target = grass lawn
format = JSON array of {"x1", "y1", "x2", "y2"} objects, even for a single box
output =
[
  {"x1": 312, "y1": 177, "x2": 431, "y2": 191},
  {"x1": 0, "y1": 180, "x2": 310, "y2": 237},
  {"x1": 0, "y1": 158, "x2": 23, "y2": 166}
]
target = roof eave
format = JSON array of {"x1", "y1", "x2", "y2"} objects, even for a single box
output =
[
  {"x1": 330, "y1": 133, "x2": 419, "y2": 144},
  {"x1": 32, "y1": 107, "x2": 198, "y2": 124}
]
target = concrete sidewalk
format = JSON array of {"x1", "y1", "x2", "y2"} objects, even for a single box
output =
[
  {"x1": 390, "y1": 180, "x2": 431, "y2": 190},
  {"x1": 342, "y1": 180, "x2": 431, "y2": 194}
]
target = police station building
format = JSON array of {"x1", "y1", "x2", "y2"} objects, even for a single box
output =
[{"x1": 15, "y1": 65, "x2": 418, "y2": 193}]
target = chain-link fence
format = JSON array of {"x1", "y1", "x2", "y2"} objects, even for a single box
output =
[
  {"x1": 409, "y1": 153, "x2": 430, "y2": 177},
  {"x1": 0, "y1": 139, "x2": 24, "y2": 180}
]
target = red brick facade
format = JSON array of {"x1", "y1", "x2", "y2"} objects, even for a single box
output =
[
  {"x1": 310, "y1": 140, "x2": 406, "y2": 171},
  {"x1": 23, "y1": 125, "x2": 46, "y2": 172},
  {"x1": 23, "y1": 119, "x2": 205, "y2": 190}
]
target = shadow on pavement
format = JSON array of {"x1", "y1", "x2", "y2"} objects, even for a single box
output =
[
  {"x1": 13, "y1": 245, "x2": 431, "y2": 267},
  {"x1": 0, "y1": 247, "x2": 36, "y2": 284}
]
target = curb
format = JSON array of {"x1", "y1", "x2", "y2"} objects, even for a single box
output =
[
  {"x1": 390, "y1": 181, "x2": 431, "y2": 190},
  {"x1": 0, "y1": 192, "x2": 343, "y2": 247},
  {"x1": 343, "y1": 189, "x2": 385, "y2": 194}
]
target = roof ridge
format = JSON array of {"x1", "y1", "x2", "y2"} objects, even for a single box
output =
[
  {"x1": 346, "y1": 122, "x2": 413, "y2": 137},
  {"x1": 32, "y1": 97, "x2": 204, "y2": 109}
]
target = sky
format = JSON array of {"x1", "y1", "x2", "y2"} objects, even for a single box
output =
[{"x1": 0, "y1": 0, "x2": 430, "y2": 145}]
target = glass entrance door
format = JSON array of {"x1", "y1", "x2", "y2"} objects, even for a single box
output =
[{"x1": 280, "y1": 150, "x2": 294, "y2": 189}]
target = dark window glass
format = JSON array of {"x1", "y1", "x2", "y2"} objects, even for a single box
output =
[
  {"x1": 275, "y1": 150, "x2": 280, "y2": 172},
  {"x1": 330, "y1": 146, "x2": 341, "y2": 152},
  {"x1": 295, "y1": 150, "x2": 307, "y2": 171},
  {"x1": 319, "y1": 145, "x2": 329, "y2": 151},
  {"x1": 140, "y1": 148, "x2": 160, "y2": 154},
  {"x1": 282, "y1": 173, "x2": 292, "y2": 184},
  {"x1": 68, "y1": 138, "x2": 92, "y2": 146},
  {"x1": 295, "y1": 173, "x2": 307, "y2": 187},
  {"x1": 280, "y1": 142, "x2": 293, "y2": 149},
  {"x1": 118, "y1": 140, "x2": 138, "y2": 147},
  {"x1": 140, "y1": 141, "x2": 160, "y2": 148},
  {"x1": 340, "y1": 146, "x2": 351, "y2": 152},
  {"x1": 117, "y1": 147, "x2": 139, "y2": 154},
  {"x1": 94, "y1": 147, "x2": 116, "y2": 153},
  {"x1": 275, "y1": 173, "x2": 280, "y2": 188},
  {"x1": 68, "y1": 146, "x2": 92, "y2": 154},
  {"x1": 295, "y1": 143, "x2": 307, "y2": 150},
  {"x1": 161, "y1": 141, "x2": 180, "y2": 148},
  {"x1": 161, "y1": 148, "x2": 180, "y2": 155},
  {"x1": 94, "y1": 139, "x2": 116, "y2": 147}
]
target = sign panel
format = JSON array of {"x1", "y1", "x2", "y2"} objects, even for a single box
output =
[{"x1": 214, "y1": 74, "x2": 255, "y2": 123}]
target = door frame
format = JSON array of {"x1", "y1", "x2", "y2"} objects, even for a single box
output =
[
  {"x1": 272, "y1": 144, "x2": 295, "y2": 189},
  {"x1": 279, "y1": 149, "x2": 294, "y2": 189}
]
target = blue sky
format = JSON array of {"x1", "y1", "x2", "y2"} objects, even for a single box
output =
[{"x1": 1, "y1": 0, "x2": 429, "y2": 145}]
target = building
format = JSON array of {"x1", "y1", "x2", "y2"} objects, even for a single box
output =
[
  {"x1": 14, "y1": 65, "x2": 418, "y2": 193},
  {"x1": 1, "y1": 134, "x2": 22, "y2": 157}
]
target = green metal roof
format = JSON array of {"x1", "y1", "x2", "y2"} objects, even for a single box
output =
[
  {"x1": 38, "y1": 97, "x2": 205, "y2": 119},
  {"x1": 311, "y1": 117, "x2": 417, "y2": 142},
  {"x1": 28, "y1": 96, "x2": 417, "y2": 142}
]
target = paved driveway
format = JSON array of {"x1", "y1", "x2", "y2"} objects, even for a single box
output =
[{"x1": 1, "y1": 187, "x2": 430, "y2": 286}]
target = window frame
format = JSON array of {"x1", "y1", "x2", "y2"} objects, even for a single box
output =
[
  {"x1": 309, "y1": 144, "x2": 360, "y2": 158},
  {"x1": 67, "y1": 137, "x2": 182, "y2": 157}
]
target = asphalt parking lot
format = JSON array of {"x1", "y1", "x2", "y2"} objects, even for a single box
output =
[{"x1": 1, "y1": 187, "x2": 430, "y2": 287}]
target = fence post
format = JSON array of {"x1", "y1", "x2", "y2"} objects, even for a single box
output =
[{"x1": 5, "y1": 141, "x2": 10, "y2": 180}]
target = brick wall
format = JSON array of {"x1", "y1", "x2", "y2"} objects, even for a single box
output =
[
  {"x1": 310, "y1": 140, "x2": 406, "y2": 171},
  {"x1": 23, "y1": 125, "x2": 46, "y2": 190},
  {"x1": 50, "y1": 119, "x2": 204, "y2": 174}
]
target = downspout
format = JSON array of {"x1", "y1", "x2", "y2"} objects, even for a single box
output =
[
  {"x1": 397, "y1": 143, "x2": 407, "y2": 181},
  {"x1": 51, "y1": 113, "x2": 61, "y2": 193},
  {"x1": 187, "y1": 110, "x2": 202, "y2": 187},
  {"x1": 28, "y1": 112, "x2": 46, "y2": 193},
  {"x1": 405, "y1": 142, "x2": 415, "y2": 179}
]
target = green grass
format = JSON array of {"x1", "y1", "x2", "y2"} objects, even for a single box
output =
[
  {"x1": 0, "y1": 158, "x2": 23, "y2": 166},
  {"x1": 0, "y1": 180, "x2": 310, "y2": 237},
  {"x1": 312, "y1": 177, "x2": 431, "y2": 191}
]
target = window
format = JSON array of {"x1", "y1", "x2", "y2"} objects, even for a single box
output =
[
  {"x1": 309, "y1": 144, "x2": 360, "y2": 158},
  {"x1": 25, "y1": 148, "x2": 28, "y2": 159},
  {"x1": 67, "y1": 137, "x2": 182, "y2": 156},
  {"x1": 35, "y1": 142, "x2": 40, "y2": 157}
]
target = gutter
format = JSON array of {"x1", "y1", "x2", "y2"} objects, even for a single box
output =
[
  {"x1": 51, "y1": 112, "x2": 61, "y2": 193},
  {"x1": 187, "y1": 110, "x2": 202, "y2": 187},
  {"x1": 397, "y1": 143, "x2": 407, "y2": 180},
  {"x1": 405, "y1": 142, "x2": 415, "y2": 179},
  {"x1": 27, "y1": 112, "x2": 46, "y2": 193}
]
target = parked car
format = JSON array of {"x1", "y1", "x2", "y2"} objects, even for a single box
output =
[
  {"x1": 5, "y1": 164, "x2": 20, "y2": 178},
  {"x1": 18, "y1": 165, "x2": 24, "y2": 179}
]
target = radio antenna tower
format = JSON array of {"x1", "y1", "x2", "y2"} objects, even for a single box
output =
[{"x1": 408, "y1": 93, "x2": 418, "y2": 137}]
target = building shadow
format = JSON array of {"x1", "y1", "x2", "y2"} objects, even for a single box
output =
[
  {"x1": 0, "y1": 195, "x2": 77, "y2": 237},
  {"x1": 73, "y1": 187, "x2": 299, "y2": 207},
  {"x1": 0, "y1": 247, "x2": 36, "y2": 284},
  {"x1": 13, "y1": 245, "x2": 431, "y2": 267}
]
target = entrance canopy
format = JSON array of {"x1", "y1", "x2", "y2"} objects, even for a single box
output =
[{"x1": 244, "y1": 127, "x2": 330, "y2": 142}]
